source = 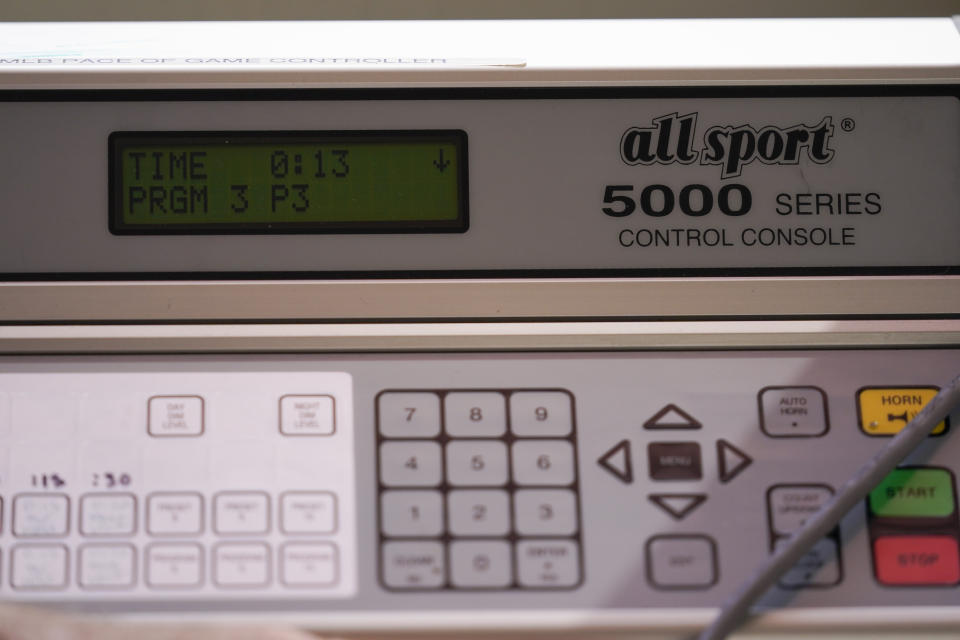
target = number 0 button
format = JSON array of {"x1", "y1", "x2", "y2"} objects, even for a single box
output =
[
  {"x1": 379, "y1": 442, "x2": 443, "y2": 487},
  {"x1": 378, "y1": 392, "x2": 441, "y2": 439},
  {"x1": 512, "y1": 440, "x2": 576, "y2": 486}
]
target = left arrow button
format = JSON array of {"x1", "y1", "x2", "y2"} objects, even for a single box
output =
[{"x1": 598, "y1": 439, "x2": 633, "y2": 484}]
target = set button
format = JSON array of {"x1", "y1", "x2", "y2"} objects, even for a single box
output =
[{"x1": 645, "y1": 535, "x2": 718, "y2": 590}]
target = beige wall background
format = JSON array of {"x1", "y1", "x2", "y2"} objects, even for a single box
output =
[{"x1": 3, "y1": 0, "x2": 960, "y2": 21}]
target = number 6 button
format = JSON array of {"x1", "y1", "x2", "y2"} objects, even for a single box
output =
[{"x1": 512, "y1": 440, "x2": 576, "y2": 486}]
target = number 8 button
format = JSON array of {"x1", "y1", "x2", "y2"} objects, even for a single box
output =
[{"x1": 445, "y1": 392, "x2": 507, "y2": 437}]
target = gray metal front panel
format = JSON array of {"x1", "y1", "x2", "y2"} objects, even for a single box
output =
[{"x1": 1, "y1": 349, "x2": 957, "y2": 629}]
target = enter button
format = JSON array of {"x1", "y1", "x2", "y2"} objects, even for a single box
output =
[
  {"x1": 868, "y1": 468, "x2": 956, "y2": 519},
  {"x1": 874, "y1": 536, "x2": 960, "y2": 586}
]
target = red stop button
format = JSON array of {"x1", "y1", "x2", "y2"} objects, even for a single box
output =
[{"x1": 874, "y1": 536, "x2": 960, "y2": 586}]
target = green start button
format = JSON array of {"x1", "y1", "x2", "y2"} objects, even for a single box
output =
[{"x1": 869, "y1": 468, "x2": 957, "y2": 519}]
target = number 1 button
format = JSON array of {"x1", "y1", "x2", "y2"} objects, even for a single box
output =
[{"x1": 378, "y1": 392, "x2": 441, "y2": 438}]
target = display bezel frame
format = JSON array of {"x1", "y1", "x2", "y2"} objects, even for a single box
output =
[{"x1": 108, "y1": 129, "x2": 469, "y2": 235}]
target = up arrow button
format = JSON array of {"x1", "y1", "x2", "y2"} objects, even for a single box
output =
[{"x1": 643, "y1": 404, "x2": 702, "y2": 430}]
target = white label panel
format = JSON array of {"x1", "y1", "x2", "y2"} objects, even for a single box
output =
[{"x1": 0, "y1": 369, "x2": 356, "y2": 600}]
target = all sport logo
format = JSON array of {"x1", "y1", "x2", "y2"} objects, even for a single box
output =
[{"x1": 620, "y1": 112, "x2": 836, "y2": 179}]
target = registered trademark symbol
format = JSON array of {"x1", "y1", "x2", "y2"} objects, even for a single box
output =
[{"x1": 840, "y1": 118, "x2": 855, "y2": 132}]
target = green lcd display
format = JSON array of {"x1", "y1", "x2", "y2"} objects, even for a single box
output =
[{"x1": 109, "y1": 130, "x2": 467, "y2": 234}]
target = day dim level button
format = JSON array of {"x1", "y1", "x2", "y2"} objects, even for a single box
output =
[
  {"x1": 148, "y1": 395, "x2": 204, "y2": 437},
  {"x1": 857, "y1": 387, "x2": 948, "y2": 436}
]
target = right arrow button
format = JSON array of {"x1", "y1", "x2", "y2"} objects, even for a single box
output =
[{"x1": 716, "y1": 439, "x2": 752, "y2": 484}]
